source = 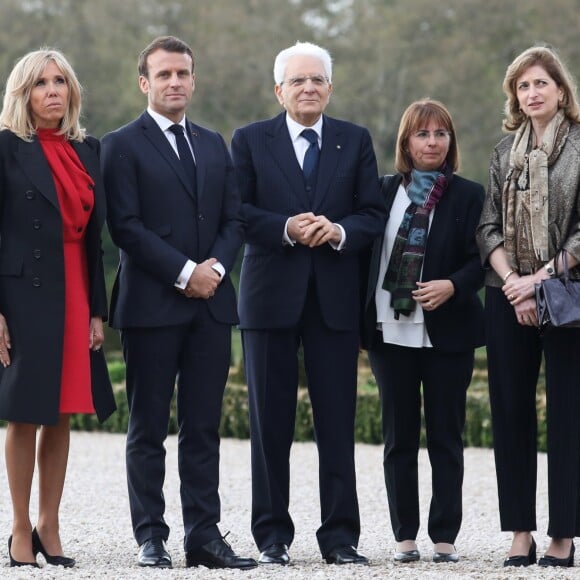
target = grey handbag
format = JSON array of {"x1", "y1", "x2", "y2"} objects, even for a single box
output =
[{"x1": 535, "y1": 250, "x2": 580, "y2": 332}]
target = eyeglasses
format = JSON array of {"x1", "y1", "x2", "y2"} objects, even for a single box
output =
[
  {"x1": 412, "y1": 130, "x2": 451, "y2": 141},
  {"x1": 281, "y1": 75, "x2": 329, "y2": 88}
]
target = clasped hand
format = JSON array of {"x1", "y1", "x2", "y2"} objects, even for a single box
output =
[
  {"x1": 287, "y1": 212, "x2": 341, "y2": 248},
  {"x1": 181, "y1": 258, "x2": 220, "y2": 299},
  {"x1": 502, "y1": 272, "x2": 546, "y2": 327},
  {"x1": 412, "y1": 280, "x2": 454, "y2": 311}
]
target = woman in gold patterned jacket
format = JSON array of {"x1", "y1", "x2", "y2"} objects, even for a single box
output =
[{"x1": 476, "y1": 45, "x2": 580, "y2": 569}]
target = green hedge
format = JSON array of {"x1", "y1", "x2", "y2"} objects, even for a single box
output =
[{"x1": 67, "y1": 365, "x2": 548, "y2": 452}]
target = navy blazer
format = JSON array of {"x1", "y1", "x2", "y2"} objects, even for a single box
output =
[
  {"x1": 231, "y1": 112, "x2": 386, "y2": 331},
  {"x1": 101, "y1": 111, "x2": 243, "y2": 329},
  {"x1": 361, "y1": 173, "x2": 486, "y2": 353}
]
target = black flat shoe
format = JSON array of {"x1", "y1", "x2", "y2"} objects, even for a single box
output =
[
  {"x1": 137, "y1": 537, "x2": 172, "y2": 568},
  {"x1": 503, "y1": 537, "x2": 536, "y2": 567},
  {"x1": 433, "y1": 549, "x2": 459, "y2": 563},
  {"x1": 259, "y1": 543, "x2": 290, "y2": 565},
  {"x1": 325, "y1": 545, "x2": 369, "y2": 565},
  {"x1": 394, "y1": 549, "x2": 420, "y2": 563},
  {"x1": 538, "y1": 542, "x2": 575, "y2": 567},
  {"x1": 31, "y1": 528, "x2": 75, "y2": 568},
  {"x1": 186, "y1": 536, "x2": 257, "y2": 569},
  {"x1": 8, "y1": 535, "x2": 39, "y2": 568}
]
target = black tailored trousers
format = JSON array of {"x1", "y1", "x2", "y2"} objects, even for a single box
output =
[
  {"x1": 242, "y1": 283, "x2": 361, "y2": 557},
  {"x1": 123, "y1": 305, "x2": 231, "y2": 552},
  {"x1": 368, "y1": 339, "x2": 473, "y2": 544},
  {"x1": 486, "y1": 286, "x2": 580, "y2": 537}
]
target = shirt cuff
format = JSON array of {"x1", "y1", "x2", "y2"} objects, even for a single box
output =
[
  {"x1": 329, "y1": 223, "x2": 346, "y2": 251},
  {"x1": 212, "y1": 262, "x2": 226, "y2": 280},
  {"x1": 175, "y1": 260, "x2": 197, "y2": 289},
  {"x1": 283, "y1": 217, "x2": 296, "y2": 246}
]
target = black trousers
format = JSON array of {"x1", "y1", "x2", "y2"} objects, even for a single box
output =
[
  {"x1": 242, "y1": 285, "x2": 360, "y2": 556},
  {"x1": 368, "y1": 339, "x2": 473, "y2": 544},
  {"x1": 123, "y1": 305, "x2": 231, "y2": 551},
  {"x1": 486, "y1": 286, "x2": 580, "y2": 537}
]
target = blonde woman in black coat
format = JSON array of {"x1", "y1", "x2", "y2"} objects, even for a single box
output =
[{"x1": 0, "y1": 49, "x2": 115, "y2": 568}]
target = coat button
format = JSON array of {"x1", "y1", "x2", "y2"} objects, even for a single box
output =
[
  {"x1": 32, "y1": 277, "x2": 41, "y2": 287},
  {"x1": 83, "y1": 204, "x2": 91, "y2": 211},
  {"x1": 88, "y1": 183, "x2": 95, "y2": 190},
  {"x1": 25, "y1": 190, "x2": 36, "y2": 200},
  {"x1": 32, "y1": 219, "x2": 41, "y2": 229},
  {"x1": 76, "y1": 226, "x2": 83, "y2": 233},
  {"x1": 33, "y1": 249, "x2": 41, "y2": 259},
  {"x1": 198, "y1": 214, "x2": 204, "y2": 221}
]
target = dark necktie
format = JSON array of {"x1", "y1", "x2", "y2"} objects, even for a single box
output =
[
  {"x1": 169, "y1": 124, "x2": 197, "y2": 189},
  {"x1": 301, "y1": 129, "x2": 320, "y2": 187}
]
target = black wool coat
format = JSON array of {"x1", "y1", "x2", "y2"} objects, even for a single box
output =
[{"x1": 0, "y1": 130, "x2": 116, "y2": 425}]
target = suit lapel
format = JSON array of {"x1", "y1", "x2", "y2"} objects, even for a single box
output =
[
  {"x1": 266, "y1": 113, "x2": 310, "y2": 206},
  {"x1": 313, "y1": 116, "x2": 342, "y2": 208},
  {"x1": 14, "y1": 138, "x2": 60, "y2": 211},
  {"x1": 72, "y1": 139, "x2": 106, "y2": 227},
  {"x1": 186, "y1": 120, "x2": 204, "y2": 201},
  {"x1": 141, "y1": 112, "x2": 196, "y2": 199}
]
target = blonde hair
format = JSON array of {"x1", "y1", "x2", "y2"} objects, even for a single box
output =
[
  {"x1": 0, "y1": 49, "x2": 85, "y2": 142},
  {"x1": 394, "y1": 98, "x2": 459, "y2": 174},
  {"x1": 502, "y1": 45, "x2": 580, "y2": 132}
]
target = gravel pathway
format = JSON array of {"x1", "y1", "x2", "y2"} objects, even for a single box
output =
[{"x1": 0, "y1": 429, "x2": 578, "y2": 579}]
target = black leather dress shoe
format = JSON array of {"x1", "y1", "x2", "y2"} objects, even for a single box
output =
[
  {"x1": 538, "y1": 542, "x2": 575, "y2": 567},
  {"x1": 186, "y1": 537, "x2": 258, "y2": 569},
  {"x1": 137, "y1": 538, "x2": 172, "y2": 568},
  {"x1": 259, "y1": 543, "x2": 290, "y2": 565},
  {"x1": 503, "y1": 537, "x2": 536, "y2": 567},
  {"x1": 325, "y1": 545, "x2": 369, "y2": 565}
]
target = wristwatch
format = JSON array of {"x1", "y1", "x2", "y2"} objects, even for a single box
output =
[{"x1": 544, "y1": 262, "x2": 556, "y2": 278}]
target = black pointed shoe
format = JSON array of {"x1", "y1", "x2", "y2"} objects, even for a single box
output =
[
  {"x1": 186, "y1": 536, "x2": 258, "y2": 569},
  {"x1": 325, "y1": 545, "x2": 369, "y2": 565},
  {"x1": 503, "y1": 537, "x2": 536, "y2": 567},
  {"x1": 433, "y1": 548, "x2": 459, "y2": 563},
  {"x1": 259, "y1": 543, "x2": 290, "y2": 565},
  {"x1": 538, "y1": 542, "x2": 575, "y2": 567},
  {"x1": 137, "y1": 537, "x2": 172, "y2": 568},
  {"x1": 32, "y1": 528, "x2": 75, "y2": 568},
  {"x1": 8, "y1": 536, "x2": 39, "y2": 568}
]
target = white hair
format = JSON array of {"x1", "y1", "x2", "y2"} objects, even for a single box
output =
[{"x1": 273, "y1": 41, "x2": 333, "y2": 84}]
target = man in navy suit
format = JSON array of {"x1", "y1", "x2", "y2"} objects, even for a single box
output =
[
  {"x1": 231, "y1": 41, "x2": 385, "y2": 566},
  {"x1": 101, "y1": 36, "x2": 256, "y2": 570}
]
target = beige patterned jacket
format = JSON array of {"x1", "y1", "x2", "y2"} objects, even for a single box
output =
[{"x1": 476, "y1": 123, "x2": 580, "y2": 287}]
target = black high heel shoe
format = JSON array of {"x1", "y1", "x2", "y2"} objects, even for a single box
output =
[
  {"x1": 503, "y1": 537, "x2": 536, "y2": 567},
  {"x1": 8, "y1": 535, "x2": 39, "y2": 568},
  {"x1": 538, "y1": 542, "x2": 575, "y2": 567},
  {"x1": 32, "y1": 527, "x2": 76, "y2": 568}
]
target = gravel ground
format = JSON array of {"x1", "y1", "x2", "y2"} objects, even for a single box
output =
[{"x1": 1, "y1": 429, "x2": 578, "y2": 579}]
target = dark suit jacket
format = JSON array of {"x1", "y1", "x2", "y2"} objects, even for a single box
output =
[
  {"x1": 361, "y1": 173, "x2": 486, "y2": 353},
  {"x1": 101, "y1": 111, "x2": 243, "y2": 329},
  {"x1": 231, "y1": 112, "x2": 386, "y2": 331},
  {"x1": 0, "y1": 130, "x2": 115, "y2": 425}
]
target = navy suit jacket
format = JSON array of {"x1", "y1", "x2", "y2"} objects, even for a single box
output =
[
  {"x1": 361, "y1": 173, "x2": 486, "y2": 353},
  {"x1": 101, "y1": 111, "x2": 243, "y2": 329},
  {"x1": 231, "y1": 112, "x2": 385, "y2": 331}
]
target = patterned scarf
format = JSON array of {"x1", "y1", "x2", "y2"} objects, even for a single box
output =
[
  {"x1": 503, "y1": 109, "x2": 569, "y2": 272},
  {"x1": 382, "y1": 165, "x2": 451, "y2": 318}
]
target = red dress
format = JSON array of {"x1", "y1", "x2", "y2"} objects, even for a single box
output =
[{"x1": 38, "y1": 129, "x2": 95, "y2": 414}]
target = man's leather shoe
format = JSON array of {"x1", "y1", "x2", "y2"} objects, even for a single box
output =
[
  {"x1": 186, "y1": 537, "x2": 258, "y2": 569},
  {"x1": 325, "y1": 545, "x2": 369, "y2": 565},
  {"x1": 137, "y1": 538, "x2": 172, "y2": 568},
  {"x1": 259, "y1": 543, "x2": 290, "y2": 565}
]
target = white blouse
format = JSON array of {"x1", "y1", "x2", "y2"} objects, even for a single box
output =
[{"x1": 375, "y1": 184, "x2": 434, "y2": 348}]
